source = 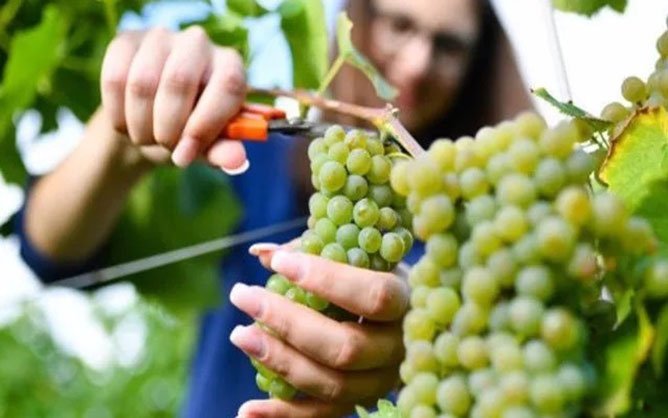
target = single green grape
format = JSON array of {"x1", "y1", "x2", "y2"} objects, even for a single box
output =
[
  {"x1": 266, "y1": 273, "x2": 291, "y2": 295},
  {"x1": 534, "y1": 157, "x2": 566, "y2": 198},
  {"x1": 309, "y1": 192, "x2": 329, "y2": 219},
  {"x1": 358, "y1": 226, "x2": 382, "y2": 253},
  {"x1": 314, "y1": 217, "x2": 337, "y2": 243},
  {"x1": 508, "y1": 296, "x2": 544, "y2": 338},
  {"x1": 347, "y1": 247, "x2": 370, "y2": 268},
  {"x1": 300, "y1": 230, "x2": 324, "y2": 255},
  {"x1": 336, "y1": 223, "x2": 361, "y2": 250},
  {"x1": 600, "y1": 102, "x2": 629, "y2": 123},
  {"x1": 305, "y1": 292, "x2": 329, "y2": 311},
  {"x1": 320, "y1": 242, "x2": 348, "y2": 263},
  {"x1": 523, "y1": 339, "x2": 557, "y2": 373},
  {"x1": 457, "y1": 336, "x2": 489, "y2": 370},
  {"x1": 344, "y1": 129, "x2": 367, "y2": 149},
  {"x1": 326, "y1": 195, "x2": 354, "y2": 226},
  {"x1": 353, "y1": 198, "x2": 381, "y2": 228},
  {"x1": 367, "y1": 155, "x2": 392, "y2": 184},
  {"x1": 327, "y1": 142, "x2": 349, "y2": 164},
  {"x1": 516, "y1": 265, "x2": 554, "y2": 302},
  {"x1": 425, "y1": 233, "x2": 458, "y2": 268},
  {"x1": 342, "y1": 174, "x2": 369, "y2": 202},
  {"x1": 621, "y1": 75, "x2": 647, "y2": 103},
  {"x1": 496, "y1": 173, "x2": 536, "y2": 208},
  {"x1": 377, "y1": 207, "x2": 401, "y2": 231},
  {"x1": 323, "y1": 125, "x2": 345, "y2": 146},
  {"x1": 269, "y1": 378, "x2": 298, "y2": 400},
  {"x1": 369, "y1": 184, "x2": 394, "y2": 207},
  {"x1": 380, "y1": 232, "x2": 405, "y2": 262},
  {"x1": 318, "y1": 161, "x2": 347, "y2": 193},
  {"x1": 436, "y1": 376, "x2": 471, "y2": 416},
  {"x1": 508, "y1": 137, "x2": 540, "y2": 174},
  {"x1": 307, "y1": 138, "x2": 327, "y2": 160},
  {"x1": 346, "y1": 148, "x2": 372, "y2": 175}
]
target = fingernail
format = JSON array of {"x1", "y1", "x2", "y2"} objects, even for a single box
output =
[
  {"x1": 222, "y1": 159, "x2": 250, "y2": 176},
  {"x1": 270, "y1": 250, "x2": 299, "y2": 279},
  {"x1": 249, "y1": 242, "x2": 280, "y2": 256},
  {"x1": 172, "y1": 136, "x2": 200, "y2": 167},
  {"x1": 230, "y1": 325, "x2": 265, "y2": 357},
  {"x1": 230, "y1": 283, "x2": 263, "y2": 318}
]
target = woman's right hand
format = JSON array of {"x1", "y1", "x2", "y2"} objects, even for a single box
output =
[{"x1": 100, "y1": 26, "x2": 248, "y2": 173}]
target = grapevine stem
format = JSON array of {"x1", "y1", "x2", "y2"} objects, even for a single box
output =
[
  {"x1": 103, "y1": 0, "x2": 118, "y2": 36},
  {"x1": 248, "y1": 86, "x2": 425, "y2": 157},
  {"x1": 317, "y1": 55, "x2": 345, "y2": 96},
  {"x1": 541, "y1": 0, "x2": 573, "y2": 102}
]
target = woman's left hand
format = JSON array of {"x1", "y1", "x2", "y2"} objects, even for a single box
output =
[{"x1": 230, "y1": 247, "x2": 410, "y2": 418}]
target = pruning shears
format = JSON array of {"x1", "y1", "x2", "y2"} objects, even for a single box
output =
[{"x1": 222, "y1": 102, "x2": 333, "y2": 141}]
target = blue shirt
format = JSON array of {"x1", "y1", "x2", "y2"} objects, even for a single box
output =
[{"x1": 16, "y1": 134, "x2": 423, "y2": 417}]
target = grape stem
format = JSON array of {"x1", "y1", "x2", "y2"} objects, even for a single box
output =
[{"x1": 248, "y1": 86, "x2": 426, "y2": 157}]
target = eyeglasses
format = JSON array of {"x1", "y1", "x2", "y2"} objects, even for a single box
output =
[{"x1": 367, "y1": 0, "x2": 477, "y2": 72}]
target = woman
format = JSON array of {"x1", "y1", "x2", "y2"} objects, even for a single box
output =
[{"x1": 16, "y1": 1, "x2": 529, "y2": 417}]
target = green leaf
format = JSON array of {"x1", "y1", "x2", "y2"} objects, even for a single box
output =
[
  {"x1": 105, "y1": 165, "x2": 242, "y2": 314},
  {"x1": 279, "y1": 0, "x2": 328, "y2": 90},
  {"x1": 532, "y1": 87, "x2": 611, "y2": 132},
  {"x1": 652, "y1": 303, "x2": 668, "y2": 377},
  {"x1": 594, "y1": 306, "x2": 654, "y2": 416},
  {"x1": 336, "y1": 12, "x2": 398, "y2": 101},
  {"x1": 599, "y1": 108, "x2": 668, "y2": 241},
  {"x1": 552, "y1": 0, "x2": 628, "y2": 17},
  {"x1": 376, "y1": 399, "x2": 403, "y2": 417},
  {"x1": 0, "y1": 5, "x2": 67, "y2": 184},
  {"x1": 355, "y1": 406, "x2": 371, "y2": 418},
  {"x1": 183, "y1": 13, "x2": 249, "y2": 61},
  {"x1": 226, "y1": 0, "x2": 267, "y2": 17}
]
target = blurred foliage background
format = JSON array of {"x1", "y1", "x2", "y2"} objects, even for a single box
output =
[{"x1": 0, "y1": 0, "x2": 328, "y2": 416}]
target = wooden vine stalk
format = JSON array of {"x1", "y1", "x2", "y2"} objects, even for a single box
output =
[{"x1": 248, "y1": 86, "x2": 426, "y2": 158}]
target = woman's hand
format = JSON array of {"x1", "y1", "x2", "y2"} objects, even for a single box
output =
[
  {"x1": 230, "y1": 247, "x2": 410, "y2": 418},
  {"x1": 100, "y1": 26, "x2": 248, "y2": 172}
]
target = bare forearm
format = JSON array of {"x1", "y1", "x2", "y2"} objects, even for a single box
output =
[{"x1": 25, "y1": 109, "x2": 153, "y2": 263}]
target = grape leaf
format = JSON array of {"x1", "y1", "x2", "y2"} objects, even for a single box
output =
[
  {"x1": 336, "y1": 12, "x2": 398, "y2": 101},
  {"x1": 598, "y1": 107, "x2": 668, "y2": 246},
  {"x1": 183, "y1": 13, "x2": 249, "y2": 61},
  {"x1": 532, "y1": 87, "x2": 611, "y2": 132},
  {"x1": 279, "y1": 0, "x2": 328, "y2": 90},
  {"x1": 552, "y1": 0, "x2": 627, "y2": 17},
  {"x1": 594, "y1": 307, "x2": 654, "y2": 416},
  {"x1": 652, "y1": 303, "x2": 668, "y2": 377},
  {"x1": 226, "y1": 0, "x2": 267, "y2": 17},
  {"x1": 355, "y1": 399, "x2": 404, "y2": 418},
  {"x1": 0, "y1": 5, "x2": 67, "y2": 184}
]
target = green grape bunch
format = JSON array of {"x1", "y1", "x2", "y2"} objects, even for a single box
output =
[
  {"x1": 250, "y1": 125, "x2": 414, "y2": 400},
  {"x1": 600, "y1": 28, "x2": 668, "y2": 122},
  {"x1": 391, "y1": 110, "x2": 662, "y2": 418}
]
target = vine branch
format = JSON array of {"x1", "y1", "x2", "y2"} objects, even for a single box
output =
[{"x1": 248, "y1": 86, "x2": 425, "y2": 157}]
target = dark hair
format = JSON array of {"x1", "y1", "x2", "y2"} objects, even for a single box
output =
[{"x1": 418, "y1": 1, "x2": 502, "y2": 146}]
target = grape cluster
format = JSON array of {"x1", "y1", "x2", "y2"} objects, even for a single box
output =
[
  {"x1": 252, "y1": 125, "x2": 413, "y2": 399},
  {"x1": 600, "y1": 27, "x2": 668, "y2": 122},
  {"x1": 392, "y1": 112, "x2": 661, "y2": 418}
]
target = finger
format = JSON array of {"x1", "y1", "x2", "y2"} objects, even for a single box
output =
[
  {"x1": 205, "y1": 139, "x2": 248, "y2": 173},
  {"x1": 153, "y1": 26, "x2": 211, "y2": 150},
  {"x1": 237, "y1": 399, "x2": 353, "y2": 418},
  {"x1": 124, "y1": 27, "x2": 172, "y2": 145},
  {"x1": 229, "y1": 324, "x2": 399, "y2": 402},
  {"x1": 249, "y1": 239, "x2": 300, "y2": 269},
  {"x1": 100, "y1": 31, "x2": 142, "y2": 134},
  {"x1": 177, "y1": 47, "x2": 246, "y2": 168},
  {"x1": 229, "y1": 283, "x2": 404, "y2": 370},
  {"x1": 269, "y1": 251, "x2": 410, "y2": 321}
]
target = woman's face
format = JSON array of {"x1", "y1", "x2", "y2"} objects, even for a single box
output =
[{"x1": 367, "y1": 0, "x2": 481, "y2": 133}]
